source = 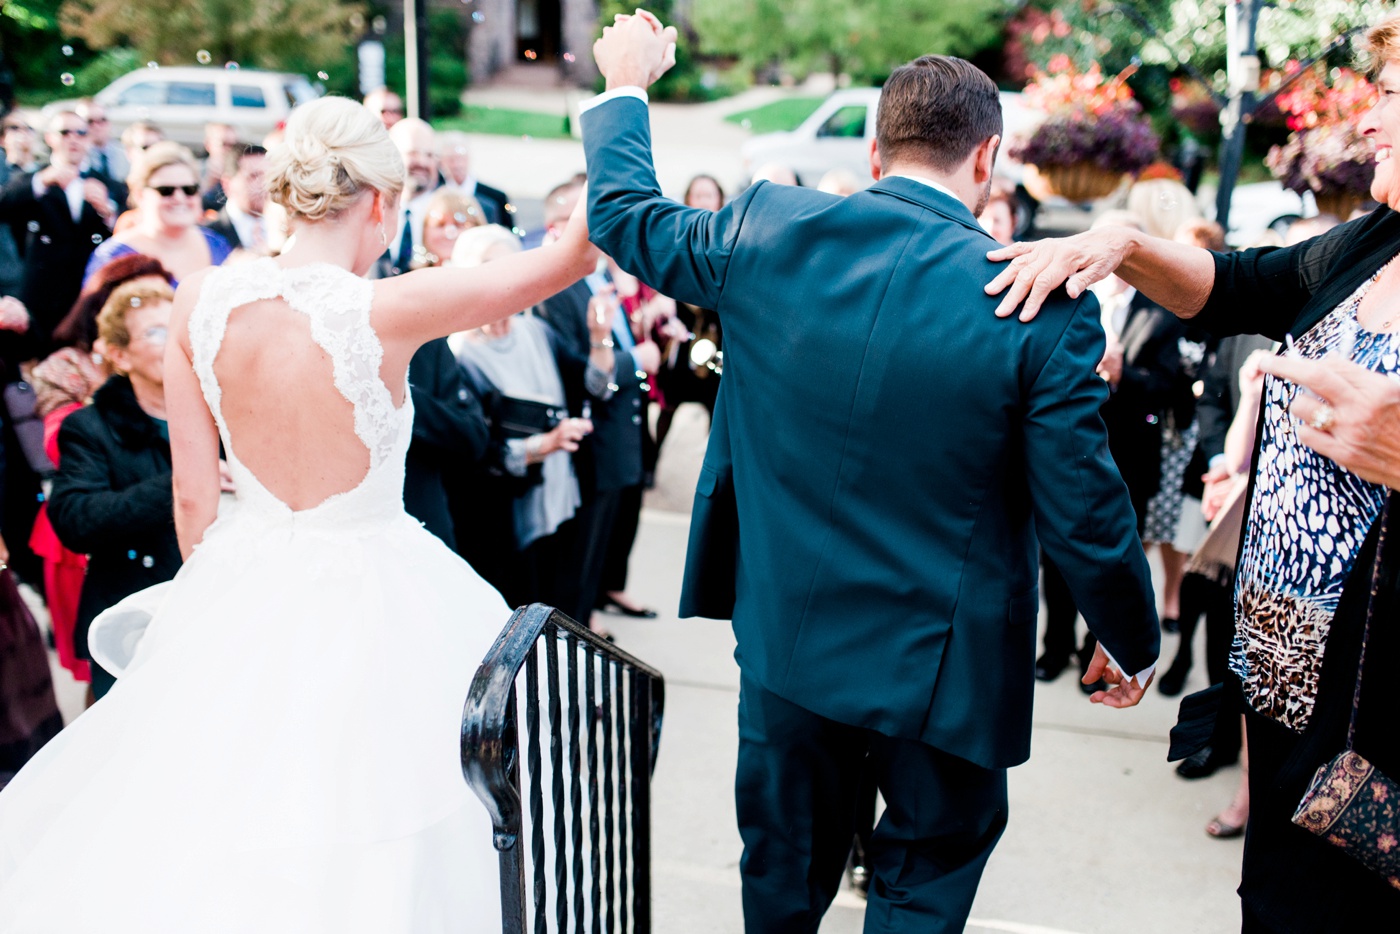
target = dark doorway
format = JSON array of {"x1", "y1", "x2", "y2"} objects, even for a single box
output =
[{"x1": 516, "y1": 0, "x2": 562, "y2": 61}]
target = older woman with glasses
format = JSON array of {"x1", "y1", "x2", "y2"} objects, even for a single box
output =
[
  {"x1": 83, "y1": 141, "x2": 231, "y2": 288},
  {"x1": 46, "y1": 280, "x2": 183, "y2": 699}
]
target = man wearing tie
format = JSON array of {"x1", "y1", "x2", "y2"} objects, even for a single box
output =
[
  {"x1": 75, "y1": 99, "x2": 128, "y2": 208},
  {"x1": 201, "y1": 145, "x2": 269, "y2": 254}
]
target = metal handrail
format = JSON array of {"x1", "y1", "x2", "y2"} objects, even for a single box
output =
[{"x1": 462, "y1": 603, "x2": 665, "y2": 933}]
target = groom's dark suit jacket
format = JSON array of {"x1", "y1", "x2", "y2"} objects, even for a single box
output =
[{"x1": 582, "y1": 96, "x2": 1159, "y2": 769}]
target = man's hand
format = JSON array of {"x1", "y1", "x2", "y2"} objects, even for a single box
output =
[
  {"x1": 594, "y1": 9, "x2": 678, "y2": 91},
  {"x1": 0, "y1": 296, "x2": 28, "y2": 334},
  {"x1": 1257, "y1": 354, "x2": 1400, "y2": 490},
  {"x1": 37, "y1": 164, "x2": 78, "y2": 191},
  {"x1": 587, "y1": 289, "x2": 619, "y2": 344},
  {"x1": 633, "y1": 339, "x2": 661, "y2": 375},
  {"x1": 1082, "y1": 643, "x2": 1151, "y2": 708},
  {"x1": 82, "y1": 178, "x2": 116, "y2": 225},
  {"x1": 985, "y1": 227, "x2": 1138, "y2": 322},
  {"x1": 1096, "y1": 333, "x2": 1124, "y2": 386}
]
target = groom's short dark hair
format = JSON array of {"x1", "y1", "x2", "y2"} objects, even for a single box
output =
[{"x1": 877, "y1": 56, "x2": 1002, "y2": 173}]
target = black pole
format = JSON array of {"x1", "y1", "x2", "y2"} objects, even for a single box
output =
[
  {"x1": 1215, "y1": 0, "x2": 1262, "y2": 233},
  {"x1": 414, "y1": 0, "x2": 430, "y2": 119}
]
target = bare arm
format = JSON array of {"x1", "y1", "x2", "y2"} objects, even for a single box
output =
[
  {"x1": 374, "y1": 197, "x2": 599, "y2": 348},
  {"x1": 984, "y1": 226, "x2": 1215, "y2": 322},
  {"x1": 166, "y1": 271, "x2": 222, "y2": 559}
]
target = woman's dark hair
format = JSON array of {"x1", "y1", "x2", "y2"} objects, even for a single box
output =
[
  {"x1": 53, "y1": 253, "x2": 176, "y2": 350},
  {"x1": 684, "y1": 174, "x2": 725, "y2": 207}
]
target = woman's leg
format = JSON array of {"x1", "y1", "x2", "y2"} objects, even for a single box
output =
[{"x1": 1158, "y1": 543, "x2": 1188, "y2": 620}]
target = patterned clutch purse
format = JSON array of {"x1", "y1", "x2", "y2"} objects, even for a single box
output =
[
  {"x1": 1293, "y1": 750, "x2": 1400, "y2": 890},
  {"x1": 1291, "y1": 500, "x2": 1400, "y2": 890}
]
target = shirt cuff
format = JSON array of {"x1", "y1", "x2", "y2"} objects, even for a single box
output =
[
  {"x1": 1101, "y1": 646, "x2": 1156, "y2": 691},
  {"x1": 503, "y1": 438, "x2": 529, "y2": 477},
  {"x1": 578, "y1": 86, "x2": 649, "y2": 115},
  {"x1": 584, "y1": 361, "x2": 617, "y2": 400},
  {"x1": 31, "y1": 174, "x2": 45, "y2": 199}
]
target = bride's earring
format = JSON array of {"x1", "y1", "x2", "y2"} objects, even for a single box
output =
[{"x1": 378, "y1": 225, "x2": 388, "y2": 249}]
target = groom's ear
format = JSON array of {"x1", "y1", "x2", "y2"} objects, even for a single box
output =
[
  {"x1": 972, "y1": 134, "x2": 1000, "y2": 185},
  {"x1": 869, "y1": 137, "x2": 883, "y2": 182}
]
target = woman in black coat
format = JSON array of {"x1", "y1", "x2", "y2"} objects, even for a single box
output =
[{"x1": 47, "y1": 280, "x2": 181, "y2": 699}]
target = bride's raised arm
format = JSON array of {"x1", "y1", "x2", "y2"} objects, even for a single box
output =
[{"x1": 373, "y1": 193, "x2": 599, "y2": 344}]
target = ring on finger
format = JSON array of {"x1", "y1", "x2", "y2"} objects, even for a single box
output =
[{"x1": 1308, "y1": 402, "x2": 1337, "y2": 432}]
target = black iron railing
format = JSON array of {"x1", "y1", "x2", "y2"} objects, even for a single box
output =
[{"x1": 462, "y1": 604, "x2": 665, "y2": 933}]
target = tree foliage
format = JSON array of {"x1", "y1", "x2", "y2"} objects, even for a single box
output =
[
  {"x1": 694, "y1": 0, "x2": 1011, "y2": 85},
  {"x1": 58, "y1": 0, "x2": 366, "y2": 74}
]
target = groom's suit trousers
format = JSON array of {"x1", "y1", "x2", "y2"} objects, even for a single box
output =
[{"x1": 736, "y1": 673, "x2": 1006, "y2": 934}]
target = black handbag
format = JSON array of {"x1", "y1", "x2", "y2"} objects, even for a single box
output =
[
  {"x1": 1291, "y1": 501, "x2": 1400, "y2": 891},
  {"x1": 493, "y1": 396, "x2": 565, "y2": 439}
]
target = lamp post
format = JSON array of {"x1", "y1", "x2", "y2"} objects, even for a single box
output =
[
  {"x1": 1215, "y1": 0, "x2": 1264, "y2": 232},
  {"x1": 404, "y1": 0, "x2": 431, "y2": 119}
]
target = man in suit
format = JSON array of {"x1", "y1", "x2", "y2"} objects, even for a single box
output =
[
  {"x1": 202, "y1": 144, "x2": 269, "y2": 254},
  {"x1": 74, "y1": 99, "x2": 128, "y2": 208},
  {"x1": 534, "y1": 177, "x2": 657, "y2": 626},
  {"x1": 0, "y1": 110, "x2": 115, "y2": 361},
  {"x1": 437, "y1": 130, "x2": 513, "y2": 228},
  {"x1": 585, "y1": 17, "x2": 1159, "y2": 931}
]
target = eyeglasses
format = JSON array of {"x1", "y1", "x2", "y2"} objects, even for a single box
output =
[
  {"x1": 149, "y1": 184, "x2": 200, "y2": 198},
  {"x1": 138, "y1": 325, "x2": 169, "y2": 346},
  {"x1": 56, "y1": 128, "x2": 88, "y2": 138}
]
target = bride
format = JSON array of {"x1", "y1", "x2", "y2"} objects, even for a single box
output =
[{"x1": 0, "y1": 96, "x2": 598, "y2": 931}]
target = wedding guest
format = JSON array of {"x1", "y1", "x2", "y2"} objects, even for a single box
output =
[
  {"x1": 363, "y1": 86, "x2": 404, "y2": 129},
  {"x1": 85, "y1": 141, "x2": 232, "y2": 287},
  {"x1": 978, "y1": 185, "x2": 1017, "y2": 246},
  {"x1": 436, "y1": 130, "x2": 511, "y2": 226},
  {"x1": 200, "y1": 144, "x2": 269, "y2": 254},
  {"x1": 413, "y1": 188, "x2": 486, "y2": 269},
  {"x1": 198, "y1": 122, "x2": 240, "y2": 210},
  {"x1": 119, "y1": 121, "x2": 163, "y2": 176},
  {"x1": 449, "y1": 224, "x2": 591, "y2": 606},
  {"x1": 0, "y1": 110, "x2": 116, "y2": 359},
  {"x1": 47, "y1": 280, "x2": 182, "y2": 699},
  {"x1": 987, "y1": 16, "x2": 1400, "y2": 925},
  {"x1": 27, "y1": 347, "x2": 105, "y2": 686},
  {"x1": 0, "y1": 531, "x2": 63, "y2": 790},
  {"x1": 1, "y1": 118, "x2": 36, "y2": 175},
  {"x1": 683, "y1": 173, "x2": 724, "y2": 211},
  {"x1": 1126, "y1": 169, "x2": 1202, "y2": 240},
  {"x1": 380, "y1": 117, "x2": 441, "y2": 275},
  {"x1": 75, "y1": 99, "x2": 128, "y2": 196},
  {"x1": 817, "y1": 168, "x2": 862, "y2": 196},
  {"x1": 52, "y1": 253, "x2": 174, "y2": 351}
]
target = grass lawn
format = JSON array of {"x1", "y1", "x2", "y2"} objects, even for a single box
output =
[
  {"x1": 724, "y1": 96, "x2": 824, "y2": 134},
  {"x1": 433, "y1": 105, "x2": 572, "y2": 140}
]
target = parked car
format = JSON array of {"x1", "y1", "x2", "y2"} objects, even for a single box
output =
[
  {"x1": 738, "y1": 87, "x2": 1045, "y2": 233},
  {"x1": 1210, "y1": 181, "x2": 1315, "y2": 246},
  {"x1": 43, "y1": 67, "x2": 319, "y2": 153}
]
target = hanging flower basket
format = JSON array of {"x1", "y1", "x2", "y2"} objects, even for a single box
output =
[
  {"x1": 1265, "y1": 65, "x2": 1376, "y2": 220},
  {"x1": 1023, "y1": 162, "x2": 1125, "y2": 202}
]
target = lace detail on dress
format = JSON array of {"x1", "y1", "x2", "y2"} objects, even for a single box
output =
[{"x1": 188, "y1": 259, "x2": 400, "y2": 466}]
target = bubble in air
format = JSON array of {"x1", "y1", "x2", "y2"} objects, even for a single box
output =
[
  {"x1": 471, "y1": 11, "x2": 485, "y2": 23},
  {"x1": 60, "y1": 73, "x2": 75, "y2": 87},
  {"x1": 26, "y1": 221, "x2": 39, "y2": 233},
  {"x1": 92, "y1": 233, "x2": 104, "y2": 244},
  {"x1": 130, "y1": 296, "x2": 141, "y2": 307},
  {"x1": 197, "y1": 50, "x2": 212, "y2": 64},
  {"x1": 317, "y1": 71, "x2": 329, "y2": 81},
  {"x1": 147, "y1": 61, "x2": 159, "y2": 70},
  {"x1": 225, "y1": 61, "x2": 240, "y2": 71},
  {"x1": 563, "y1": 52, "x2": 576, "y2": 63},
  {"x1": 524, "y1": 49, "x2": 537, "y2": 61},
  {"x1": 39, "y1": 235, "x2": 51, "y2": 244},
  {"x1": 521, "y1": 134, "x2": 533, "y2": 141},
  {"x1": 61, "y1": 45, "x2": 73, "y2": 57}
]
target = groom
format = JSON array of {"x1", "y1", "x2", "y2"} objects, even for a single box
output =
[{"x1": 583, "y1": 15, "x2": 1160, "y2": 931}]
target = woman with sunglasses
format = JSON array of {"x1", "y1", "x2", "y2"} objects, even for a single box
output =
[{"x1": 83, "y1": 141, "x2": 231, "y2": 289}]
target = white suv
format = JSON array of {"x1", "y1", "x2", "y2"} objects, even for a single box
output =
[{"x1": 45, "y1": 66, "x2": 319, "y2": 152}]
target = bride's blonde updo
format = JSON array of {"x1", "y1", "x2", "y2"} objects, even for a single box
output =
[{"x1": 266, "y1": 96, "x2": 405, "y2": 222}]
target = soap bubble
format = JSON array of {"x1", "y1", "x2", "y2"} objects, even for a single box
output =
[
  {"x1": 61, "y1": 45, "x2": 74, "y2": 57},
  {"x1": 225, "y1": 61, "x2": 240, "y2": 71},
  {"x1": 563, "y1": 52, "x2": 576, "y2": 63},
  {"x1": 471, "y1": 11, "x2": 485, "y2": 23},
  {"x1": 317, "y1": 71, "x2": 329, "y2": 81},
  {"x1": 26, "y1": 221, "x2": 39, "y2": 233},
  {"x1": 524, "y1": 49, "x2": 537, "y2": 61},
  {"x1": 147, "y1": 61, "x2": 159, "y2": 70},
  {"x1": 39, "y1": 235, "x2": 51, "y2": 244},
  {"x1": 60, "y1": 73, "x2": 75, "y2": 87},
  {"x1": 92, "y1": 233, "x2": 104, "y2": 244},
  {"x1": 197, "y1": 50, "x2": 212, "y2": 64}
]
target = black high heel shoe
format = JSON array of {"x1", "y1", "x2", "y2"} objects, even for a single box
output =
[
  {"x1": 598, "y1": 595, "x2": 658, "y2": 619},
  {"x1": 1157, "y1": 655, "x2": 1192, "y2": 696}
]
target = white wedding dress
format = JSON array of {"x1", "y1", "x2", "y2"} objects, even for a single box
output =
[{"x1": 0, "y1": 260, "x2": 507, "y2": 932}]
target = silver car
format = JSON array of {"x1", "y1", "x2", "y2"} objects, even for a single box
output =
[{"x1": 44, "y1": 66, "x2": 319, "y2": 153}]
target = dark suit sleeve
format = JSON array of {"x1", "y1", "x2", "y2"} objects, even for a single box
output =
[
  {"x1": 48, "y1": 419, "x2": 173, "y2": 553},
  {"x1": 1023, "y1": 299, "x2": 1160, "y2": 675},
  {"x1": 1115, "y1": 314, "x2": 1181, "y2": 413},
  {"x1": 0, "y1": 171, "x2": 39, "y2": 223},
  {"x1": 581, "y1": 96, "x2": 758, "y2": 311},
  {"x1": 408, "y1": 339, "x2": 490, "y2": 462}
]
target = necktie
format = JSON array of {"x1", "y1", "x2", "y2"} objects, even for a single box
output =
[
  {"x1": 96, "y1": 149, "x2": 109, "y2": 178},
  {"x1": 396, "y1": 209, "x2": 414, "y2": 272}
]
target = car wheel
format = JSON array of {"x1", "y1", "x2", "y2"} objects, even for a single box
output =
[{"x1": 1268, "y1": 214, "x2": 1302, "y2": 238}]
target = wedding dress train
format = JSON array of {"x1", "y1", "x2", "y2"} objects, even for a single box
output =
[{"x1": 0, "y1": 260, "x2": 506, "y2": 932}]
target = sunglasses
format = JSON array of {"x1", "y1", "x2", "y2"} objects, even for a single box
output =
[
  {"x1": 56, "y1": 128, "x2": 88, "y2": 137},
  {"x1": 380, "y1": 107, "x2": 404, "y2": 115},
  {"x1": 150, "y1": 184, "x2": 200, "y2": 198}
]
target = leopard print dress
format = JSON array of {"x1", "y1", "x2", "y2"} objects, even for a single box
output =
[{"x1": 1231, "y1": 264, "x2": 1400, "y2": 732}]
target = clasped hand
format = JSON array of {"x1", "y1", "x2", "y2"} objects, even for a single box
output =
[{"x1": 593, "y1": 9, "x2": 679, "y2": 90}]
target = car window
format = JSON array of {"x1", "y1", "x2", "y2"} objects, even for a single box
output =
[
  {"x1": 284, "y1": 78, "x2": 317, "y2": 107},
  {"x1": 116, "y1": 81, "x2": 166, "y2": 106},
  {"x1": 816, "y1": 105, "x2": 867, "y2": 139},
  {"x1": 168, "y1": 82, "x2": 217, "y2": 107},
  {"x1": 231, "y1": 84, "x2": 267, "y2": 108}
]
